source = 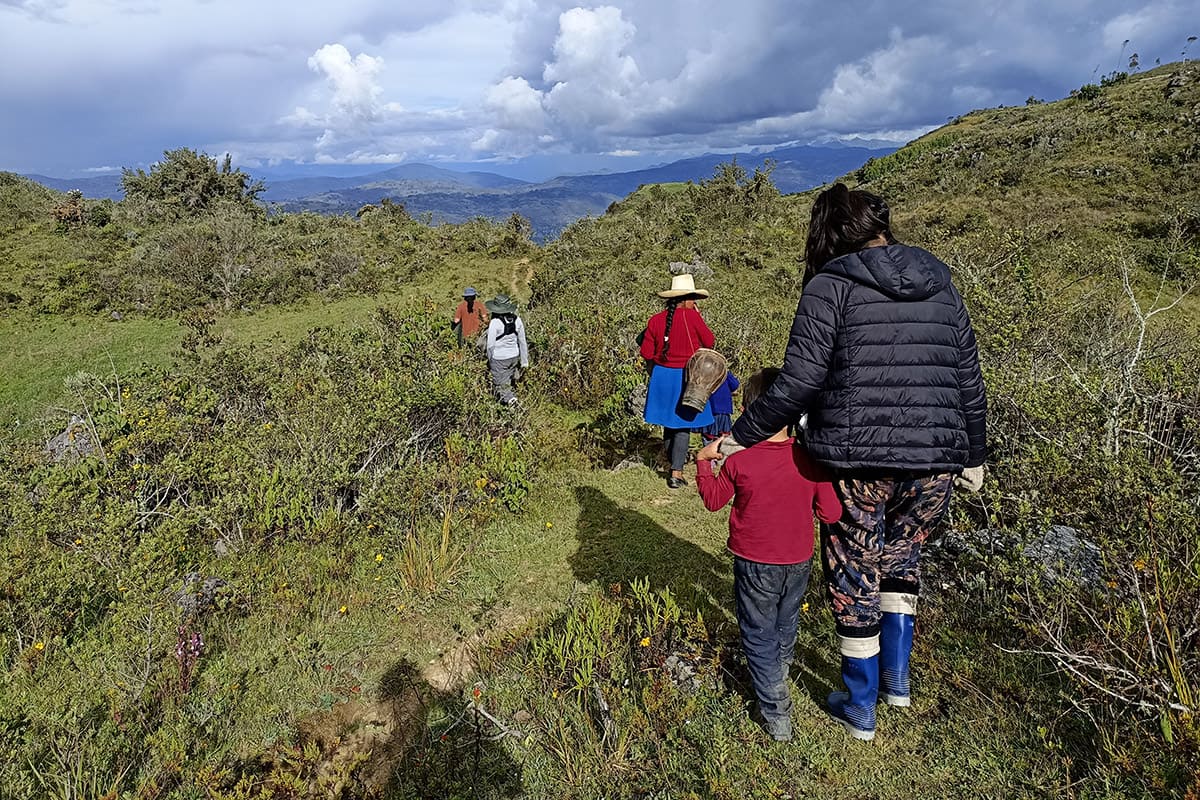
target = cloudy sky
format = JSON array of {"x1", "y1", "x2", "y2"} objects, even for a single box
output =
[{"x1": 0, "y1": 0, "x2": 1194, "y2": 179}]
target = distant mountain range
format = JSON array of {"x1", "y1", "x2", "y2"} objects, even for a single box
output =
[
  {"x1": 25, "y1": 143, "x2": 894, "y2": 239},
  {"x1": 24, "y1": 173, "x2": 126, "y2": 198}
]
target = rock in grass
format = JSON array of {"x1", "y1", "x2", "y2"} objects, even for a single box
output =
[
  {"x1": 44, "y1": 415, "x2": 96, "y2": 462},
  {"x1": 175, "y1": 572, "x2": 228, "y2": 619},
  {"x1": 624, "y1": 384, "x2": 648, "y2": 417},
  {"x1": 611, "y1": 455, "x2": 645, "y2": 473},
  {"x1": 927, "y1": 525, "x2": 1102, "y2": 590},
  {"x1": 1022, "y1": 525, "x2": 1102, "y2": 588}
]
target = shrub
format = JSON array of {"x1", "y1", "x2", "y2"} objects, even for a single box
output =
[
  {"x1": 0, "y1": 304, "x2": 536, "y2": 795},
  {"x1": 122, "y1": 148, "x2": 264, "y2": 222}
]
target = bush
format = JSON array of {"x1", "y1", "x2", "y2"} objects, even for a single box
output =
[
  {"x1": 0, "y1": 304, "x2": 536, "y2": 796},
  {"x1": 122, "y1": 148, "x2": 264, "y2": 223}
]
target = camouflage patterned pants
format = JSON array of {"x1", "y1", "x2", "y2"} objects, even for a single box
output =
[{"x1": 821, "y1": 473, "x2": 953, "y2": 638}]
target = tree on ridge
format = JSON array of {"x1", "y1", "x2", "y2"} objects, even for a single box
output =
[{"x1": 122, "y1": 148, "x2": 264, "y2": 220}]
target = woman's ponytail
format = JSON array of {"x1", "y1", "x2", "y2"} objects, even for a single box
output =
[
  {"x1": 803, "y1": 182, "x2": 896, "y2": 285},
  {"x1": 661, "y1": 299, "x2": 679, "y2": 360}
]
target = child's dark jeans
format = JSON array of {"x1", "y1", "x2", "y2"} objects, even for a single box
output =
[{"x1": 733, "y1": 556, "x2": 812, "y2": 724}]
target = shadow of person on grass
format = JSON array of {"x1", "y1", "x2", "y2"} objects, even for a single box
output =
[
  {"x1": 787, "y1": 627, "x2": 843, "y2": 707},
  {"x1": 569, "y1": 485, "x2": 733, "y2": 623},
  {"x1": 568, "y1": 486, "x2": 847, "y2": 719},
  {"x1": 372, "y1": 659, "x2": 522, "y2": 799}
]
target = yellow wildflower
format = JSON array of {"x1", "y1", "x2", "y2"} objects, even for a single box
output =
[
  {"x1": 545, "y1": 522, "x2": 553, "y2": 529},
  {"x1": 639, "y1": 637, "x2": 650, "y2": 647},
  {"x1": 375, "y1": 553, "x2": 384, "y2": 562},
  {"x1": 801, "y1": 603, "x2": 810, "y2": 613},
  {"x1": 338, "y1": 605, "x2": 348, "y2": 615},
  {"x1": 34, "y1": 641, "x2": 45, "y2": 651},
  {"x1": 1133, "y1": 558, "x2": 1148, "y2": 571}
]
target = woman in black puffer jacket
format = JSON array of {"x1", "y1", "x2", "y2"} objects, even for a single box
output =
[{"x1": 727, "y1": 183, "x2": 987, "y2": 741}]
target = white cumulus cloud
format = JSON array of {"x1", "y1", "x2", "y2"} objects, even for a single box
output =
[
  {"x1": 485, "y1": 76, "x2": 547, "y2": 131},
  {"x1": 479, "y1": 5, "x2": 648, "y2": 154},
  {"x1": 542, "y1": 6, "x2": 643, "y2": 135},
  {"x1": 307, "y1": 43, "x2": 389, "y2": 123}
]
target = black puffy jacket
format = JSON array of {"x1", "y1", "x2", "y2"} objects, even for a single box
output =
[{"x1": 731, "y1": 244, "x2": 986, "y2": 472}]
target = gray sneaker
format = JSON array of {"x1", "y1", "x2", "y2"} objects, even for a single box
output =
[{"x1": 762, "y1": 715, "x2": 792, "y2": 742}]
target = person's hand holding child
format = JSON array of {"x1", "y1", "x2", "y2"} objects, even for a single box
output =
[{"x1": 696, "y1": 437, "x2": 724, "y2": 462}]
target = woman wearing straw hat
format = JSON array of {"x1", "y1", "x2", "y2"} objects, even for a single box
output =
[
  {"x1": 640, "y1": 273, "x2": 715, "y2": 489},
  {"x1": 484, "y1": 294, "x2": 529, "y2": 407}
]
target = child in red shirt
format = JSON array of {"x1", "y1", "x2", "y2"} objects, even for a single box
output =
[{"x1": 696, "y1": 367, "x2": 842, "y2": 741}]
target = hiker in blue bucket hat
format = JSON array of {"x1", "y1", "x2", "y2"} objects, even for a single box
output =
[{"x1": 452, "y1": 287, "x2": 489, "y2": 346}]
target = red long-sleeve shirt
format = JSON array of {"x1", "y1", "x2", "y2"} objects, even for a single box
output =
[
  {"x1": 696, "y1": 438, "x2": 842, "y2": 564},
  {"x1": 640, "y1": 307, "x2": 715, "y2": 368}
]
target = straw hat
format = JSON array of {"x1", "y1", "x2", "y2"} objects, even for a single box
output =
[{"x1": 657, "y1": 273, "x2": 709, "y2": 299}]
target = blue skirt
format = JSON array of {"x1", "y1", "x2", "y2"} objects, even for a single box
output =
[
  {"x1": 698, "y1": 413, "x2": 733, "y2": 438},
  {"x1": 643, "y1": 365, "x2": 714, "y2": 429}
]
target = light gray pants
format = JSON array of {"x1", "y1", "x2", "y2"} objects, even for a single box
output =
[{"x1": 490, "y1": 356, "x2": 521, "y2": 404}]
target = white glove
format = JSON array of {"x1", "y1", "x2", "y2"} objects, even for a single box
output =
[{"x1": 955, "y1": 465, "x2": 985, "y2": 492}]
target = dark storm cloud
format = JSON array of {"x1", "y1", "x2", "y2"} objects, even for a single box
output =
[
  {"x1": 478, "y1": 0, "x2": 1192, "y2": 156},
  {"x1": 0, "y1": 0, "x2": 1193, "y2": 173}
]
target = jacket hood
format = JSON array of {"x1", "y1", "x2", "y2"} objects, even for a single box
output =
[{"x1": 820, "y1": 244, "x2": 950, "y2": 301}]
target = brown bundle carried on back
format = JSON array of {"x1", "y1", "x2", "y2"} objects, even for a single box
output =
[{"x1": 681, "y1": 348, "x2": 727, "y2": 412}]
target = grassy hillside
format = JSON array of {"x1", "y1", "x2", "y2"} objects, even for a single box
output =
[
  {"x1": 0, "y1": 173, "x2": 59, "y2": 233},
  {"x1": 857, "y1": 63, "x2": 1200, "y2": 295},
  {"x1": 520, "y1": 62, "x2": 1200, "y2": 797},
  {"x1": 1, "y1": 64, "x2": 1198, "y2": 799}
]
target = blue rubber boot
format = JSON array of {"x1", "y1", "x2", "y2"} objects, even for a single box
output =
[
  {"x1": 880, "y1": 610, "x2": 914, "y2": 707},
  {"x1": 827, "y1": 652, "x2": 878, "y2": 741}
]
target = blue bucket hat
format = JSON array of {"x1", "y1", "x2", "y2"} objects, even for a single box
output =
[{"x1": 463, "y1": 286, "x2": 477, "y2": 297}]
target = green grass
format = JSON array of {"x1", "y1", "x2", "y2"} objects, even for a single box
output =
[
  {"x1": 0, "y1": 300, "x2": 1159, "y2": 798},
  {"x1": 0, "y1": 313, "x2": 181, "y2": 428},
  {"x1": 0, "y1": 244, "x2": 536, "y2": 431},
  {"x1": 5, "y1": 67, "x2": 1199, "y2": 797},
  {"x1": 388, "y1": 457, "x2": 1079, "y2": 799}
]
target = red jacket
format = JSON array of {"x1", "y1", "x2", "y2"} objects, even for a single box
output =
[
  {"x1": 640, "y1": 307, "x2": 715, "y2": 368},
  {"x1": 696, "y1": 438, "x2": 842, "y2": 564},
  {"x1": 453, "y1": 300, "x2": 489, "y2": 337}
]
